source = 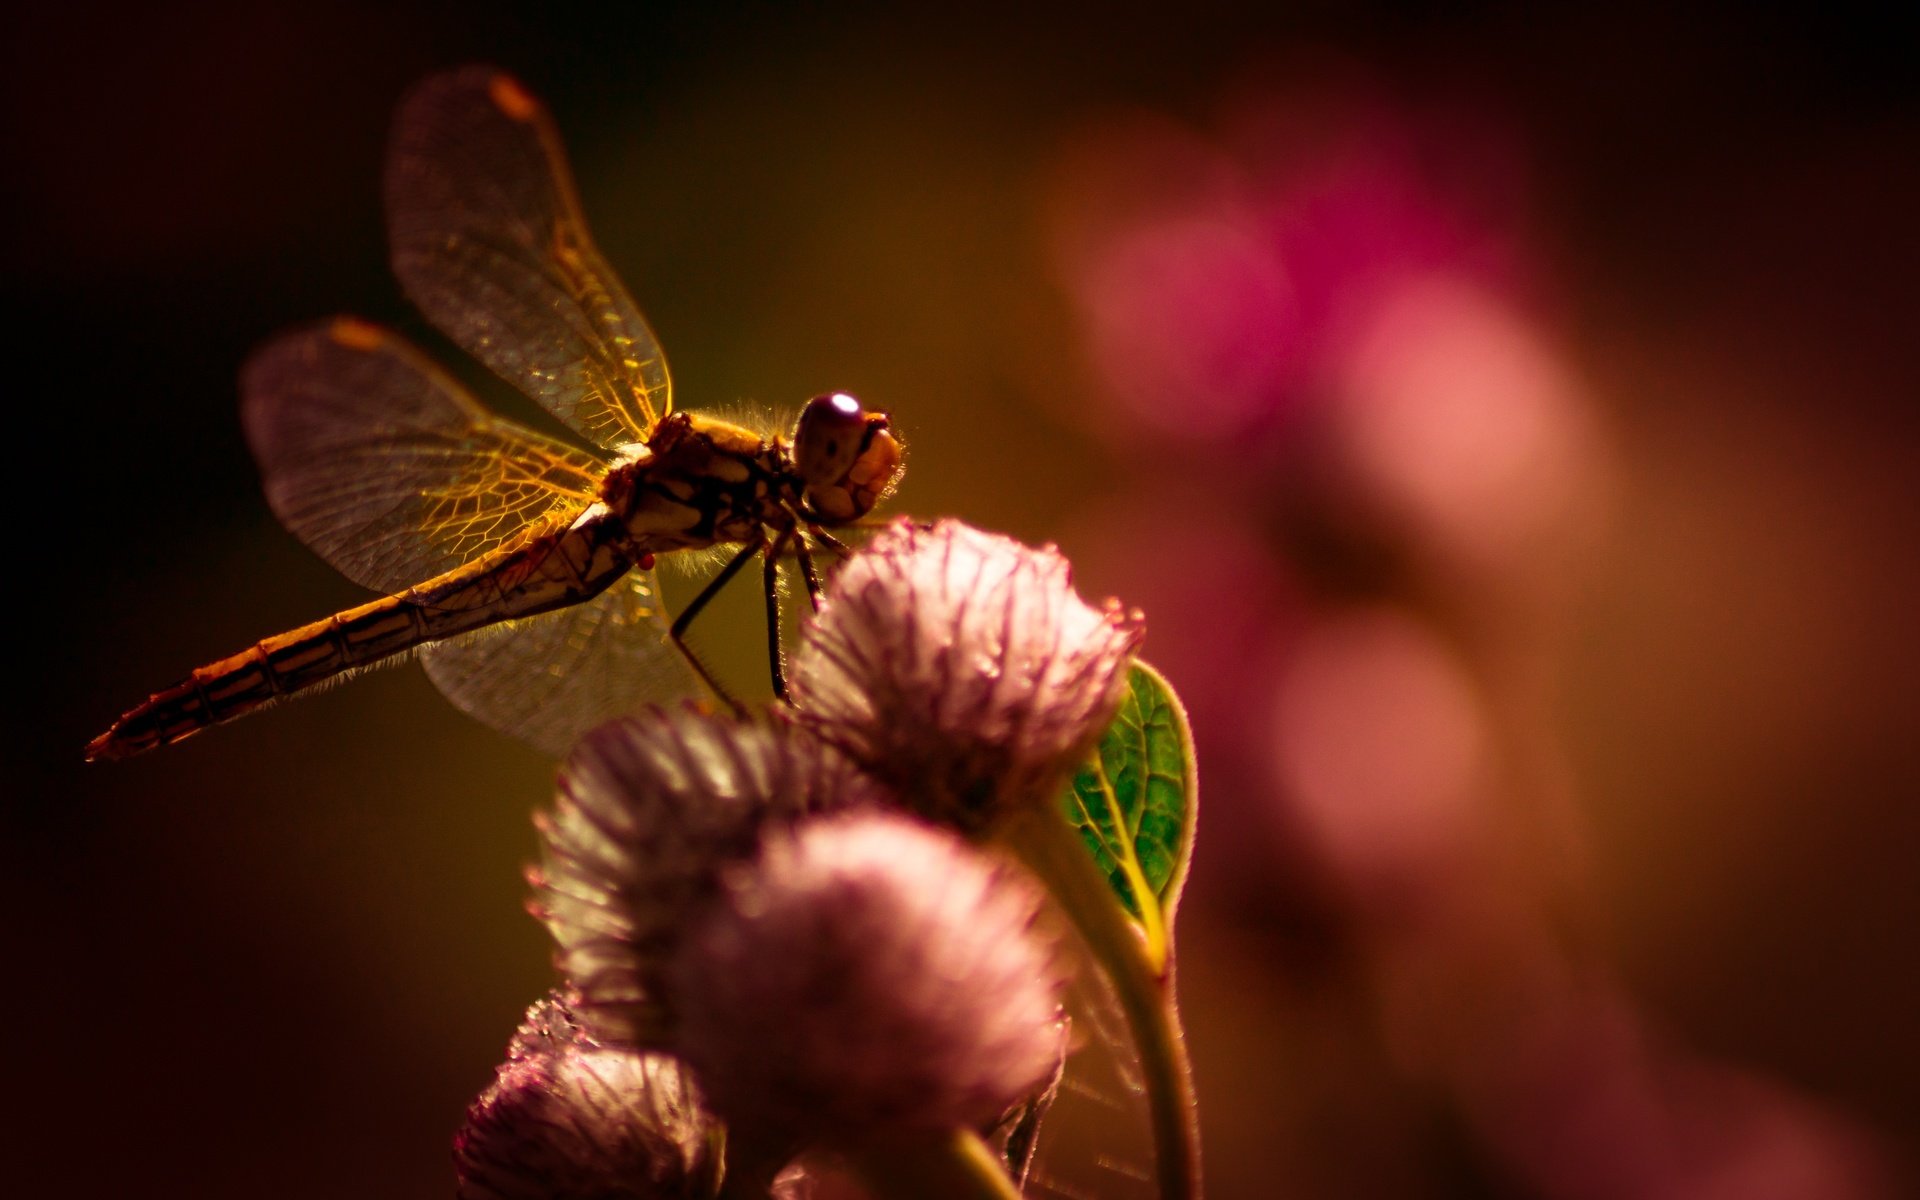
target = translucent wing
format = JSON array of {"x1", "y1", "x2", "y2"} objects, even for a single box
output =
[
  {"x1": 421, "y1": 574, "x2": 703, "y2": 757},
  {"x1": 242, "y1": 317, "x2": 607, "y2": 595},
  {"x1": 1025, "y1": 933, "x2": 1157, "y2": 1200},
  {"x1": 387, "y1": 66, "x2": 670, "y2": 450}
]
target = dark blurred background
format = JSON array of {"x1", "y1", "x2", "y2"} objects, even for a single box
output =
[{"x1": 7, "y1": 3, "x2": 1916, "y2": 1196}]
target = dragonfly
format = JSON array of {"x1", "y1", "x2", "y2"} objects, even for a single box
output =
[{"x1": 86, "y1": 67, "x2": 903, "y2": 762}]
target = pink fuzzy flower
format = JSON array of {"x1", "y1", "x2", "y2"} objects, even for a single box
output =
[
  {"x1": 454, "y1": 991, "x2": 718, "y2": 1200},
  {"x1": 532, "y1": 707, "x2": 886, "y2": 1045},
  {"x1": 791, "y1": 519, "x2": 1144, "y2": 831},
  {"x1": 670, "y1": 811, "x2": 1068, "y2": 1145}
]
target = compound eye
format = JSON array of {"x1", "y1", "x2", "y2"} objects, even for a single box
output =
[
  {"x1": 792, "y1": 392, "x2": 903, "y2": 524},
  {"x1": 793, "y1": 392, "x2": 868, "y2": 488}
]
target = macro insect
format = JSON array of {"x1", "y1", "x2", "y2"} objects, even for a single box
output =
[{"x1": 87, "y1": 67, "x2": 903, "y2": 761}]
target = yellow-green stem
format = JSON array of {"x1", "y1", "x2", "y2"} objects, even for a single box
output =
[
  {"x1": 846, "y1": 1128, "x2": 1024, "y2": 1200},
  {"x1": 1003, "y1": 807, "x2": 1202, "y2": 1200},
  {"x1": 1083, "y1": 750, "x2": 1171, "y2": 972}
]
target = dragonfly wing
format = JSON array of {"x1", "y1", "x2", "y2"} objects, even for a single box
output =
[
  {"x1": 242, "y1": 318, "x2": 606, "y2": 595},
  {"x1": 420, "y1": 572, "x2": 703, "y2": 757},
  {"x1": 387, "y1": 66, "x2": 669, "y2": 451},
  {"x1": 1024, "y1": 934, "x2": 1157, "y2": 1200}
]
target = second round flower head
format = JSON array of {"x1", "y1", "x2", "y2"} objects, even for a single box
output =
[
  {"x1": 673, "y1": 810, "x2": 1068, "y2": 1145},
  {"x1": 533, "y1": 707, "x2": 885, "y2": 1044},
  {"x1": 792, "y1": 518, "x2": 1145, "y2": 831},
  {"x1": 533, "y1": 705, "x2": 1067, "y2": 1158},
  {"x1": 454, "y1": 991, "x2": 718, "y2": 1200}
]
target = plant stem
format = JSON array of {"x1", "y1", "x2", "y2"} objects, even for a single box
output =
[
  {"x1": 1004, "y1": 807, "x2": 1202, "y2": 1200},
  {"x1": 846, "y1": 1128, "x2": 1024, "y2": 1200}
]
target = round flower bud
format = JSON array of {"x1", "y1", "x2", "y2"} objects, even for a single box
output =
[
  {"x1": 454, "y1": 991, "x2": 718, "y2": 1200},
  {"x1": 532, "y1": 707, "x2": 885, "y2": 1045},
  {"x1": 669, "y1": 811, "x2": 1067, "y2": 1145},
  {"x1": 791, "y1": 519, "x2": 1144, "y2": 831}
]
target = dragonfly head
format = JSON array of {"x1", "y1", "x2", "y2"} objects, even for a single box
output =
[{"x1": 792, "y1": 392, "x2": 903, "y2": 524}]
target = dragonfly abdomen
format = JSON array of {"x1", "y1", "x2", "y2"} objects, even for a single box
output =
[
  {"x1": 82, "y1": 602, "x2": 415, "y2": 760},
  {"x1": 86, "y1": 516, "x2": 633, "y2": 761}
]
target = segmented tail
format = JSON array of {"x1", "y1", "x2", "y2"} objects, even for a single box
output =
[{"x1": 86, "y1": 516, "x2": 631, "y2": 760}]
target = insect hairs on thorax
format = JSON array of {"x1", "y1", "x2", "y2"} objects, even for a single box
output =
[{"x1": 601, "y1": 412, "x2": 802, "y2": 550}]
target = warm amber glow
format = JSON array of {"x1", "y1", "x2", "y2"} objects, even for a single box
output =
[
  {"x1": 43, "y1": 11, "x2": 1916, "y2": 1199},
  {"x1": 327, "y1": 315, "x2": 384, "y2": 350},
  {"x1": 486, "y1": 72, "x2": 539, "y2": 122}
]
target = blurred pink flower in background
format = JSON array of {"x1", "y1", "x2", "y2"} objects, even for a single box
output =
[
  {"x1": 1269, "y1": 606, "x2": 1491, "y2": 917},
  {"x1": 1047, "y1": 113, "x2": 1298, "y2": 443},
  {"x1": 1076, "y1": 200, "x2": 1297, "y2": 440},
  {"x1": 1330, "y1": 274, "x2": 1604, "y2": 591},
  {"x1": 1043, "y1": 63, "x2": 1901, "y2": 1198},
  {"x1": 1046, "y1": 72, "x2": 1531, "y2": 460},
  {"x1": 1047, "y1": 69, "x2": 1581, "y2": 893}
]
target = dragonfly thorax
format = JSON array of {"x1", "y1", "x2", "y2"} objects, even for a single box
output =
[
  {"x1": 598, "y1": 411, "x2": 802, "y2": 555},
  {"x1": 607, "y1": 441, "x2": 651, "y2": 469}
]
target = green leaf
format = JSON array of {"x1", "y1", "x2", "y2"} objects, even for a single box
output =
[{"x1": 1058, "y1": 660, "x2": 1195, "y2": 969}]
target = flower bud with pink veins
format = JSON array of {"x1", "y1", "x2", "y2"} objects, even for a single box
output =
[
  {"x1": 454, "y1": 991, "x2": 719, "y2": 1200},
  {"x1": 791, "y1": 519, "x2": 1145, "y2": 832},
  {"x1": 670, "y1": 811, "x2": 1068, "y2": 1146},
  {"x1": 532, "y1": 707, "x2": 886, "y2": 1046}
]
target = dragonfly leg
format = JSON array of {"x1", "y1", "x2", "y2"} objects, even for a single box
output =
[
  {"x1": 670, "y1": 539, "x2": 762, "y2": 715},
  {"x1": 794, "y1": 530, "x2": 824, "y2": 613},
  {"x1": 808, "y1": 526, "x2": 854, "y2": 559},
  {"x1": 761, "y1": 528, "x2": 793, "y2": 702}
]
